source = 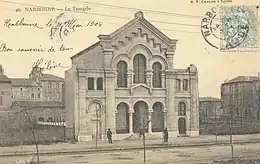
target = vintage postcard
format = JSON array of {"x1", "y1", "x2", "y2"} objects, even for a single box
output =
[{"x1": 0, "y1": 0, "x2": 260, "y2": 163}]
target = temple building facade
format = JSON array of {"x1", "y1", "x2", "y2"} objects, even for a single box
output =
[{"x1": 65, "y1": 11, "x2": 199, "y2": 141}]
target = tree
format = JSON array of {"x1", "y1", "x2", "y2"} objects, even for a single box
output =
[{"x1": 18, "y1": 106, "x2": 40, "y2": 164}]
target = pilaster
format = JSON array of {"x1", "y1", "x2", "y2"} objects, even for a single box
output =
[
  {"x1": 161, "y1": 72, "x2": 165, "y2": 88},
  {"x1": 78, "y1": 71, "x2": 87, "y2": 137},
  {"x1": 165, "y1": 51, "x2": 175, "y2": 70},
  {"x1": 146, "y1": 70, "x2": 153, "y2": 87},
  {"x1": 128, "y1": 109, "x2": 134, "y2": 134},
  {"x1": 105, "y1": 68, "x2": 116, "y2": 134},
  {"x1": 148, "y1": 108, "x2": 153, "y2": 133},
  {"x1": 163, "y1": 108, "x2": 167, "y2": 128},
  {"x1": 165, "y1": 70, "x2": 177, "y2": 132},
  {"x1": 127, "y1": 69, "x2": 134, "y2": 88}
]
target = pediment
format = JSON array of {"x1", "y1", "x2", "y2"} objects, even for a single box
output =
[
  {"x1": 98, "y1": 11, "x2": 178, "y2": 53},
  {"x1": 131, "y1": 84, "x2": 150, "y2": 95}
]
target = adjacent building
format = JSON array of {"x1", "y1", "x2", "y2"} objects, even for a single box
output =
[
  {"x1": 199, "y1": 97, "x2": 222, "y2": 120},
  {"x1": 65, "y1": 11, "x2": 199, "y2": 141},
  {"x1": 0, "y1": 65, "x2": 66, "y2": 145},
  {"x1": 221, "y1": 75, "x2": 260, "y2": 119},
  {"x1": 219, "y1": 75, "x2": 260, "y2": 134},
  {"x1": 199, "y1": 97, "x2": 223, "y2": 135}
]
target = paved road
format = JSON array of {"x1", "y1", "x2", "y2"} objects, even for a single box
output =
[
  {"x1": 2, "y1": 134, "x2": 260, "y2": 156},
  {"x1": 1, "y1": 142, "x2": 260, "y2": 164}
]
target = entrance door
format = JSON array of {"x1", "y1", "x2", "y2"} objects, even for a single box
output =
[
  {"x1": 133, "y1": 101, "x2": 149, "y2": 133},
  {"x1": 92, "y1": 120, "x2": 101, "y2": 140},
  {"x1": 178, "y1": 118, "x2": 186, "y2": 134}
]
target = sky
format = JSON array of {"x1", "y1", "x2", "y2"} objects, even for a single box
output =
[{"x1": 0, "y1": 0, "x2": 259, "y2": 98}]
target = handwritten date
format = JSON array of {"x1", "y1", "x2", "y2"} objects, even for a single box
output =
[{"x1": 4, "y1": 13, "x2": 103, "y2": 41}]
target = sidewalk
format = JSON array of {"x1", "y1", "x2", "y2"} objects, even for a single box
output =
[{"x1": 1, "y1": 134, "x2": 260, "y2": 157}]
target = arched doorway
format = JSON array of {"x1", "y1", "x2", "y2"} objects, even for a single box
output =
[
  {"x1": 116, "y1": 102, "x2": 129, "y2": 134},
  {"x1": 152, "y1": 102, "x2": 164, "y2": 132},
  {"x1": 178, "y1": 118, "x2": 186, "y2": 135},
  {"x1": 89, "y1": 102, "x2": 102, "y2": 140},
  {"x1": 133, "y1": 101, "x2": 149, "y2": 133}
]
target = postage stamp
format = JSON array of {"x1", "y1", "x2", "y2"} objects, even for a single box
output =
[
  {"x1": 220, "y1": 6, "x2": 259, "y2": 52},
  {"x1": 201, "y1": 5, "x2": 259, "y2": 52}
]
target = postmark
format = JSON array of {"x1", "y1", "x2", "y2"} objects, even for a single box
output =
[
  {"x1": 201, "y1": 6, "x2": 222, "y2": 49},
  {"x1": 201, "y1": 5, "x2": 259, "y2": 52},
  {"x1": 220, "y1": 6, "x2": 259, "y2": 51}
]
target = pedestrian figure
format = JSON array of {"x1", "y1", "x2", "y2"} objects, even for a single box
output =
[
  {"x1": 107, "y1": 128, "x2": 113, "y2": 143},
  {"x1": 163, "y1": 128, "x2": 168, "y2": 143}
]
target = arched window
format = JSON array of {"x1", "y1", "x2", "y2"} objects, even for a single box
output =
[
  {"x1": 151, "y1": 102, "x2": 164, "y2": 132},
  {"x1": 117, "y1": 61, "x2": 127, "y2": 87},
  {"x1": 178, "y1": 102, "x2": 186, "y2": 116},
  {"x1": 37, "y1": 93, "x2": 41, "y2": 99},
  {"x1": 31, "y1": 93, "x2": 34, "y2": 98},
  {"x1": 133, "y1": 54, "x2": 146, "y2": 84},
  {"x1": 152, "y1": 62, "x2": 162, "y2": 87},
  {"x1": 116, "y1": 102, "x2": 129, "y2": 134}
]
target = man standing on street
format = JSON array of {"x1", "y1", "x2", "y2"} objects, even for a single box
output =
[
  {"x1": 163, "y1": 128, "x2": 168, "y2": 143},
  {"x1": 107, "y1": 128, "x2": 113, "y2": 143}
]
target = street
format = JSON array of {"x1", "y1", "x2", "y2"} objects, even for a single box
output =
[{"x1": 1, "y1": 142, "x2": 260, "y2": 164}]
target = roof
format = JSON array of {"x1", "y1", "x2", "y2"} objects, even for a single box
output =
[
  {"x1": 11, "y1": 101, "x2": 65, "y2": 108},
  {"x1": 0, "y1": 75, "x2": 11, "y2": 83},
  {"x1": 10, "y1": 74, "x2": 64, "y2": 86},
  {"x1": 71, "y1": 41, "x2": 100, "y2": 60},
  {"x1": 106, "y1": 11, "x2": 176, "y2": 44},
  {"x1": 199, "y1": 97, "x2": 221, "y2": 102},
  {"x1": 224, "y1": 76, "x2": 260, "y2": 84},
  {"x1": 40, "y1": 74, "x2": 64, "y2": 82},
  {"x1": 70, "y1": 11, "x2": 178, "y2": 60},
  {"x1": 11, "y1": 78, "x2": 39, "y2": 87}
]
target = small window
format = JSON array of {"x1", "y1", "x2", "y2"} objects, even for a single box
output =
[
  {"x1": 48, "y1": 82, "x2": 51, "y2": 89},
  {"x1": 178, "y1": 102, "x2": 186, "y2": 116},
  {"x1": 176, "y1": 79, "x2": 181, "y2": 91},
  {"x1": 245, "y1": 109, "x2": 248, "y2": 117},
  {"x1": 57, "y1": 92, "x2": 60, "y2": 100},
  {"x1": 88, "y1": 77, "x2": 94, "y2": 90},
  {"x1": 97, "y1": 77, "x2": 103, "y2": 90},
  {"x1": 47, "y1": 117, "x2": 53, "y2": 122},
  {"x1": 31, "y1": 93, "x2": 34, "y2": 98},
  {"x1": 37, "y1": 88, "x2": 40, "y2": 91},
  {"x1": 20, "y1": 88, "x2": 23, "y2": 91},
  {"x1": 38, "y1": 117, "x2": 44, "y2": 121},
  {"x1": 37, "y1": 93, "x2": 41, "y2": 99},
  {"x1": 0, "y1": 96, "x2": 2, "y2": 105},
  {"x1": 236, "y1": 108, "x2": 239, "y2": 116},
  {"x1": 183, "y1": 79, "x2": 188, "y2": 91},
  {"x1": 56, "y1": 83, "x2": 60, "y2": 89}
]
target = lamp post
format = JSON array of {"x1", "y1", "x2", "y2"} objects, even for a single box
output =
[
  {"x1": 95, "y1": 103, "x2": 100, "y2": 149},
  {"x1": 229, "y1": 110, "x2": 234, "y2": 160}
]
